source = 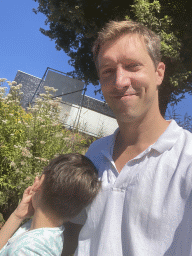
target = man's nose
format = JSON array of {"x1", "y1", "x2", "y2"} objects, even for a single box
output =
[{"x1": 115, "y1": 66, "x2": 131, "y2": 89}]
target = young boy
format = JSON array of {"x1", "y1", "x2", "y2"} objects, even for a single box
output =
[{"x1": 0, "y1": 153, "x2": 101, "y2": 255}]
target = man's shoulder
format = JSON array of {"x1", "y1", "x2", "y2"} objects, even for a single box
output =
[
  {"x1": 179, "y1": 126, "x2": 192, "y2": 157},
  {"x1": 164, "y1": 120, "x2": 192, "y2": 148},
  {"x1": 167, "y1": 121, "x2": 192, "y2": 167},
  {"x1": 176, "y1": 123, "x2": 192, "y2": 145}
]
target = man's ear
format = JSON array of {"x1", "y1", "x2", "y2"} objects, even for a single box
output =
[{"x1": 156, "y1": 62, "x2": 165, "y2": 86}]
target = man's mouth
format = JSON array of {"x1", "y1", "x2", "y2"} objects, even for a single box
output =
[{"x1": 113, "y1": 93, "x2": 137, "y2": 98}]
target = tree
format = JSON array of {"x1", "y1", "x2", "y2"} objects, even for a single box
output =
[{"x1": 33, "y1": 0, "x2": 192, "y2": 116}]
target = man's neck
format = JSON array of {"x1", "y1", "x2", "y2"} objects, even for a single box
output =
[
  {"x1": 29, "y1": 208, "x2": 64, "y2": 231},
  {"x1": 117, "y1": 112, "x2": 169, "y2": 148},
  {"x1": 112, "y1": 112, "x2": 170, "y2": 172}
]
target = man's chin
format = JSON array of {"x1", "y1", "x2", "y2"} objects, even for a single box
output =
[{"x1": 114, "y1": 112, "x2": 138, "y2": 124}]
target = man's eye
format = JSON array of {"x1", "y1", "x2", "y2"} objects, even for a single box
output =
[
  {"x1": 101, "y1": 68, "x2": 114, "y2": 76},
  {"x1": 125, "y1": 64, "x2": 140, "y2": 71}
]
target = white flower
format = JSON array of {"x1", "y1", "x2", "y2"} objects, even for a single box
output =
[
  {"x1": 2, "y1": 120, "x2": 7, "y2": 123},
  {"x1": 10, "y1": 161, "x2": 16, "y2": 167},
  {"x1": 63, "y1": 137, "x2": 70, "y2": 141},
  {"x1": 25, "y1": 176, "x2": 31, "y2": 181},
  {"x1": 2, "y1": 96, "x2": 7, "y2": 101},
  {"x1": 44, "y1": 86, "x2": 58, "y2": 92},
  {"x1": 55, "y1": 97, "x2": 61, "y2": 102},
  {"x1": 37, "y1": 117, "x2": 45, "y2": 121},
  {"x1": 26, "y1": 141, "x2": 33, "y2": 147},
  {"x1": 55, "y1": 133, "x2": 63, "y2": 138},
  {"x1": 35, "y1": 98, "x2": 43, "y2": 103},
  {"x1": 21, "y1": 147, "x2": 33, "y2": 158},
  {"x1": 0, "y1": 87, "x2": 6, "y2": 91},
  {"x1": 11, "y1": 84, "x2": 21, "y2": 90},
  {"x1": 30, "y1": 107, "x2": 38, "y2": 111},
  {"x1": 40, "y1": 141, "x2": 45, "y2": 144},
  {"x1": 40, "y1": 158, "x2": 48, "y2": 162},
  {"x1": 0, "y1": 78, "x2": 7, "y2": 83},
  {"x1": 39, "y1": 93, "x2": 47, "y2": 97},
  {"x1": 51, "y1": 123, "x2": 59, "y2": 126}
]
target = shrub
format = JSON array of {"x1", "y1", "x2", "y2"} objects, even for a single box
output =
[{"x1": 0, "y1": 79, "x2": 94, "y2": 220}]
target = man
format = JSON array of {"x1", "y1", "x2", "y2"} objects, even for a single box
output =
[{"x1": 63, "y1": 20, "x2": 192, "y2": 256}]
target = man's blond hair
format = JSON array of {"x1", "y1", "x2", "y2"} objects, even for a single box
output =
[{"x1": 92, "y1": 20, "x2": 161, "y2": 72}]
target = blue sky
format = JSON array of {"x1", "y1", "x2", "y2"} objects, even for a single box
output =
[{"x1": 1, "y1": 0, "x2": 192, "y2": 121}]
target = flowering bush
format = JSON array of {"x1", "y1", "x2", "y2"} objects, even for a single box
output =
[{"x1": 0, "y1": 79, "x2": 94, "y2": 220}]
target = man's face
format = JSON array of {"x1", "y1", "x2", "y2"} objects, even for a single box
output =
[{"x1": 98, "y1": 34, "x2": 165, "y2": 123}]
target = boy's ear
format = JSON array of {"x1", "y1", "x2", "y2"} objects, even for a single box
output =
[
  {"x1": 39, "y1": 174, "x2": 45, "y2": 187},
  {"x1": 32, "y1": 175, "x2": 45, "y2": 192}
]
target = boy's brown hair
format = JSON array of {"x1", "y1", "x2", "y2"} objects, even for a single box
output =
[{"x1": 40, "y1": 153, "x2": 101, "y2": 219}]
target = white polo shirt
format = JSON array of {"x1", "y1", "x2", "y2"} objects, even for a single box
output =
[{"x1": 74, "y1": 120, "x2": 192, "y2": 256}]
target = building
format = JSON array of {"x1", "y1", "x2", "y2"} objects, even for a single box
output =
[{"x1": 14, "y1": 69, "x2": 118, "y2": 137}]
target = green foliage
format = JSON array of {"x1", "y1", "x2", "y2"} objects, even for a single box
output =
[
  {"x1": 126, "y1": 0, "x2": 161, "y2": 29},
  {"x1": 127, "y1": 0, "x2": 181, "y2": 58},
  {"x1": 0, "y1": 79, "x2": 94, "y2": 219},
  {"x1": 0, "y1": 213, "x2": 4, "y2": 228}
]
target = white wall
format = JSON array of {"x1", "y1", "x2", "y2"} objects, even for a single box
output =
[{"x1": 64, "y1": 103, "x2": 118, "y2": 137}]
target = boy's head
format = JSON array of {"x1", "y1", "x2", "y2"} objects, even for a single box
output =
[{"x1": 32, "y1": 153, "x2": 101, "y2": 220}]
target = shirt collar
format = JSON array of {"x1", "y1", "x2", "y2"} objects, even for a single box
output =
[
  {"x1": 101, "y1": 119, "x2": 182, "y2": 159},
  {"x1": 101, "y1": 128, "x2": 119, "y2": 161},
  {"x1": 151, "y1": 119, "x2": 182, "y2": 153}
]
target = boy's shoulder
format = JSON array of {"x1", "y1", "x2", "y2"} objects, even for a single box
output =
[{"x1": 1, "y1": 223, "x2": 64, "y2": 256}]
